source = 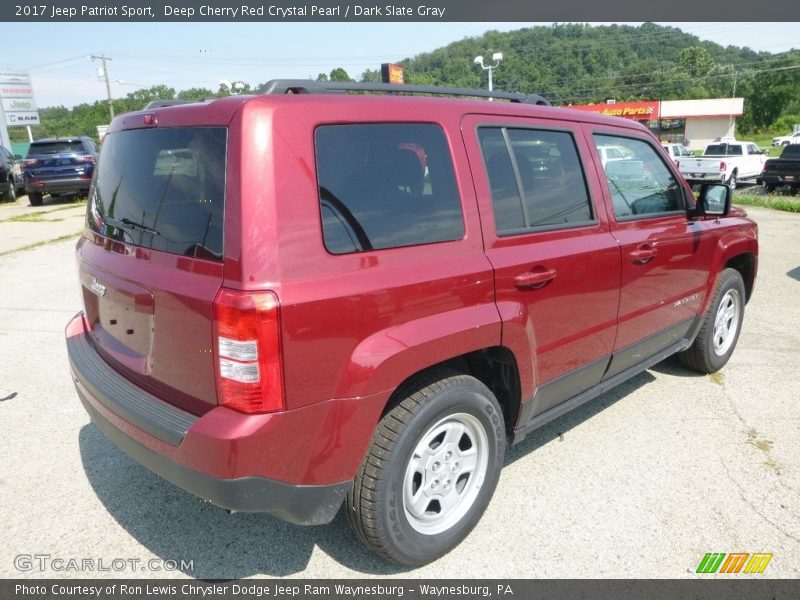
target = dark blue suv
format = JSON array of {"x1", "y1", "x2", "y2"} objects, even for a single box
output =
[{"x1": 22, "y1": 136, "x2": 98, "y2": 206}]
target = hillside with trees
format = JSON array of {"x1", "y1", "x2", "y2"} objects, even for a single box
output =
[{"x1": 11, "y1": 23, "x2": 800, "y2": 143}]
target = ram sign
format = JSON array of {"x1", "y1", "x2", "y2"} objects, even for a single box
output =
[{"x1": 0, "y1": 72, "x2": 40, "y2": 127}]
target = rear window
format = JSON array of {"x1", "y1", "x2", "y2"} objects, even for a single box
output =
[
  {"x1": 315, "y1": 123, "x2": 464, "y2": 254},
  {"x1": 704, "y1": 144, "x2": 742, "y2": 156},
  {"x1": 88, "y1": 127, "x2": 226, "y2": 261},
  {"x1": 28, "y1": 141, "x2": 87, "y2": 155},
  {"x1": 781, "y1": 144, "x2": 800, "y2": 158}
]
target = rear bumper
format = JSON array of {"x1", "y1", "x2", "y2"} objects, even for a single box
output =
[
  {"x1": 684, "y1": 174, "x2": 726, "y2": 185},
  {"x1": 760, "y1": 174, "x2": 799, "y2": 186},
  {"x1": 65, "y1": 312, "x2": 385, "y2": 525},
  {"x1": 25, "y1": 176, "x2": 90, "y2": 194}
]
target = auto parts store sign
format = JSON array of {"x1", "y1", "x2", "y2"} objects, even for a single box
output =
[
  {"x1": 569, "y1": 100, "x2": 660, "y2": 120},
  {"x1": 0, "y1": 71, "x2": 40, "y2": 126}
]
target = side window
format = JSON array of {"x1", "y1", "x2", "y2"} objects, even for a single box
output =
[
  {"x1": 315, "y1": 124, "x2": 464, "y2": 255},
  {"x1": 593, "y1": 134, "x2": 684, "y2": 219},
  {"x1": 478, "y1": 127, "x2": 593, "y2": 234},
  {"x1": 747, "y1": 144, "x2": 759, "y2": 155}
]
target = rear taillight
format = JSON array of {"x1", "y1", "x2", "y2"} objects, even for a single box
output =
[
  {"x1": 720, "y1": 161, "x2": 727, "y2": 171},
  {"x1": 76, "y1": 155, "x2": 96, "y2": 164},
  {"x1": 21, "y1": 159, "x2": 38, "y2": 168},
  {"x1": 675, "y1": 160, "x2": 680, "y2": 169},
  {"x1": 213, "y1": 288, "x2": 284, "y2": 414}
]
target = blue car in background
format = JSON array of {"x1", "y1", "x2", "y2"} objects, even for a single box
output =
[{"x1": 22, "y1": 136, "x2": 98, "y2": 206}]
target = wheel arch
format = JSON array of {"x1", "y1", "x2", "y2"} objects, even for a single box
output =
[{"x1": 380, "y1": 346, "x2": 523, "y2": 440}]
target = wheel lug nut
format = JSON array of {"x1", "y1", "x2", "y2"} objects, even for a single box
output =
[
  {"x1": 432, "y1": 462, "x2": 440, "y2": 472},
  {"x1": 431, "y1": 479, "x2": 439, "y2": 489},
  {"x1": 445, "y1": 451, "x2": 452, "y2": 461}
]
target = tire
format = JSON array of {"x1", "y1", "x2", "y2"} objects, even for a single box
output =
[
  {"x1": 2, "y1": 177, "x2": 16, "y2": 201},
  {"x1": 678, "y1": 268, "x2": 746, "y2": 374},
  {"x1": 764, "y1": 183, "x2": 777, "y2": 193},
  {"x1": 790, "y1": 186, "x2": 799, "y2": 197},
  {"x1": 727, "y1": 171, "x2": 737, "y2": 190},
  {"x1": 28, "y1": 192, "x2": 43, "y2": 206},
  {"x1": 347, "y1": 371, "x2": 506, "y2": 566}
]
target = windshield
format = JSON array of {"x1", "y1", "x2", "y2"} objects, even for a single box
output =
[{"x1": 87, "y1": 127, "x2": 227, "y2": 261}]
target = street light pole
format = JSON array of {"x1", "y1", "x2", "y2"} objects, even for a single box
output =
[
  {"x1": 90, "y1": 54, "x2": 114, "y2": 120},
  {"x1": 474, "y1": 52, "x2": 504, "y2": 95}
]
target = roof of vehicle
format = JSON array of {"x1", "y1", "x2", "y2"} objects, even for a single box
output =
[
  {"x1": 108, "y1": 80, "x2": 654, "y2": 137},
  {"x1": 31, "y1": 136, "x2": 91, "y2": 143}
]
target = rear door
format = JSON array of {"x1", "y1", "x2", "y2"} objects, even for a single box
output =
[
  {"x1": 463, "y1": 114, "x2": 621, "y2": 420},
  {"x1": 78, "y1": 126, "x2": 227, "y2": 414},
  {"x1": 585, "y1": 128, "x2": 717, "y2": 378}
]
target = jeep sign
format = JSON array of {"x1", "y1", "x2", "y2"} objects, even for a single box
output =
[{"x1": 0, "y1": 72, "x2": 40, "y2": 128}]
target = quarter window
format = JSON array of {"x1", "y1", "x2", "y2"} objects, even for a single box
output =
[
  {"x1": 593, "y1": 134, "x2": 684, "y2": 219},
  {"x1": 479, "y1": 127, "x2": 593, "y2": 234},
  {"x1": 315, "y1": 124, "x2": 464, "y2": 254}
]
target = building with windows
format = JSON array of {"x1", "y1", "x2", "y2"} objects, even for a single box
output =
[{"x1": 569, "y1": 98, "x2": 744, "y2": 151}]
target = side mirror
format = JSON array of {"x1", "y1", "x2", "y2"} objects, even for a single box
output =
[{"x1": 696, "y1": 183, "x2": 731, "y2": 217}]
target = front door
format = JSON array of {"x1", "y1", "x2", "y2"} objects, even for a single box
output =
[{"x1": 585, "y1": 129, "x2": 718, "y2": 378}]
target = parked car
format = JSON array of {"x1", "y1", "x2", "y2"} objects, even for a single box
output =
[
  {"x1": 0, "y1": 145, "x2": 25, "y2": 201},
  {"x1": 596, "y1": 143, "x2": 633, "y2": 166},
  {"x1": 66, "y1": 81, "x2": 758, "y2": 566},
  {"x1": 677, "y1": 140, "x2": 766, "y2": 189},
  {"x1": 22, "y1": 136, "x2": 98, "y2": 206},
  {"x1": 758, "y1": 143, "x2": 800, "y2": 194},
  {"x1": 662, "y1": 142, "x2": 694, "y2": 164},
  {"x1": 771, "y1": 131, "x2": 800, "y2": 147}
]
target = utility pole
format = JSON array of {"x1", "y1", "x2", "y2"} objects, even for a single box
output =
[{"x1": 90, "y1": 54, "x2": 114, "y2": 120}]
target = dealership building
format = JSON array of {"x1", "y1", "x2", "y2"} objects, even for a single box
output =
[{"x1": 569, "y1": 98, "x2": 744, "y2": 151}]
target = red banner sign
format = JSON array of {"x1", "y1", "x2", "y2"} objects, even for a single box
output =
[{"x1": 569, "y1": 100, "x2": 660, "y2": 120}]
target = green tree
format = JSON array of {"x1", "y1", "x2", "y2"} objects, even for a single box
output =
[
  {"x1": 329, "y1": 68, "x2": 352, "y2": 82},
  {"x1": 177, "y1": 87, "x2": 214, "y2": 101}
]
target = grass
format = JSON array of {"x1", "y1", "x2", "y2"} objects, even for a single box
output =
[
  {"x1": 0, "y1": 202, "x2": 85, "y2": 224},
  {"x1": 733, "y1": 194, "x2": 800, "y2": 213},
  {"x1": 7, "y1": 212, "x2": 64, "y2": 223},
  {"x1": 0, "y1": 231, "x2": 82, "y2": 257}
]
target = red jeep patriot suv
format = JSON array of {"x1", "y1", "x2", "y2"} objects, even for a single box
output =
[{"x1": 66, "y1": 81, "x2": 758, "y2": 566}]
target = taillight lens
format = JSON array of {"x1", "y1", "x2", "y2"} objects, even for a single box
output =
[
  {"x1": 76, "y1": 155, "x2": 96, "y2": 164},
  {"x1": 21, "y1": 159, "x2": 38, "y2": 168},
  {"x1": 676, "y1": 160, "x2": 680, "y2": 169},
  {"x1": 719, "y1": 161, "x2": 727, "y2": 171},
  {"x1": 213, "y1": 288, "x2": 285, "y2": 414}
]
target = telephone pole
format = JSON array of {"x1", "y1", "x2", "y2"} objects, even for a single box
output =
[{"x1": 90, "y1": 54, "x2": 114, "y2": 120}]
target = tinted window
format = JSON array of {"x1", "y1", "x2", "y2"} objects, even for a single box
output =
[
  {"x1": 705, "y1": 144, "x2": 742, "y2": 156},
  {"x1": 88, "y1": 127, "x2": 226, "y2": 261},
  {"x1": 479, "y1": 127, "x2": 593, "y2": 233},
  {"x1": 315, "y1": 124, "x2": 463, "y2": 254},
  {"x1": 782, "y1": 144, "x2": 800, "y2": 158},
  {"x1": 28, "y1": 141, "x2": 87, "y2": 155},
  {"x1": 593, "y1": 134, "x2": 684, "y2": 219}
]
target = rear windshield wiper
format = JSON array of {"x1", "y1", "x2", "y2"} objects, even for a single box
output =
[{"x1": 105, "y1": 216, "x2": 161, "y2": 237}]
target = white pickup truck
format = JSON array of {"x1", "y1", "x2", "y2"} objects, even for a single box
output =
[
  {"x1": 677, "y1": 140, "x2": 767, "y2": 189},
  {"x1": 772, "y1": 131, "x2": 800, "y2": 146}
]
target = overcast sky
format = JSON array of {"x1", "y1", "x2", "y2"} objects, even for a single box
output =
[{"x1": 5, "y1": 22, "x2": 798, "y2": 108}]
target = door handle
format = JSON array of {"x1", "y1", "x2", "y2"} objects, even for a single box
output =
[
  {"x1": 629, "y1": 245, "x2": 657, "y2": 264},
  {"x1": 514, "y1": 268, "x2": 557, "y2": 289}
]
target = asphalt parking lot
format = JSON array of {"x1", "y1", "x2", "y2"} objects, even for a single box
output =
[{"x1": 0, "y1": 197, "x2": 798, "y2": 579}]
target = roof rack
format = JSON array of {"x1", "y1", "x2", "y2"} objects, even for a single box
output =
[
  {"x1": 142, "y1": 99, "x2": 196, "y2": 109},
  {"x1": 259, "y1": 79, "x2": 550, "y2": 106}
]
